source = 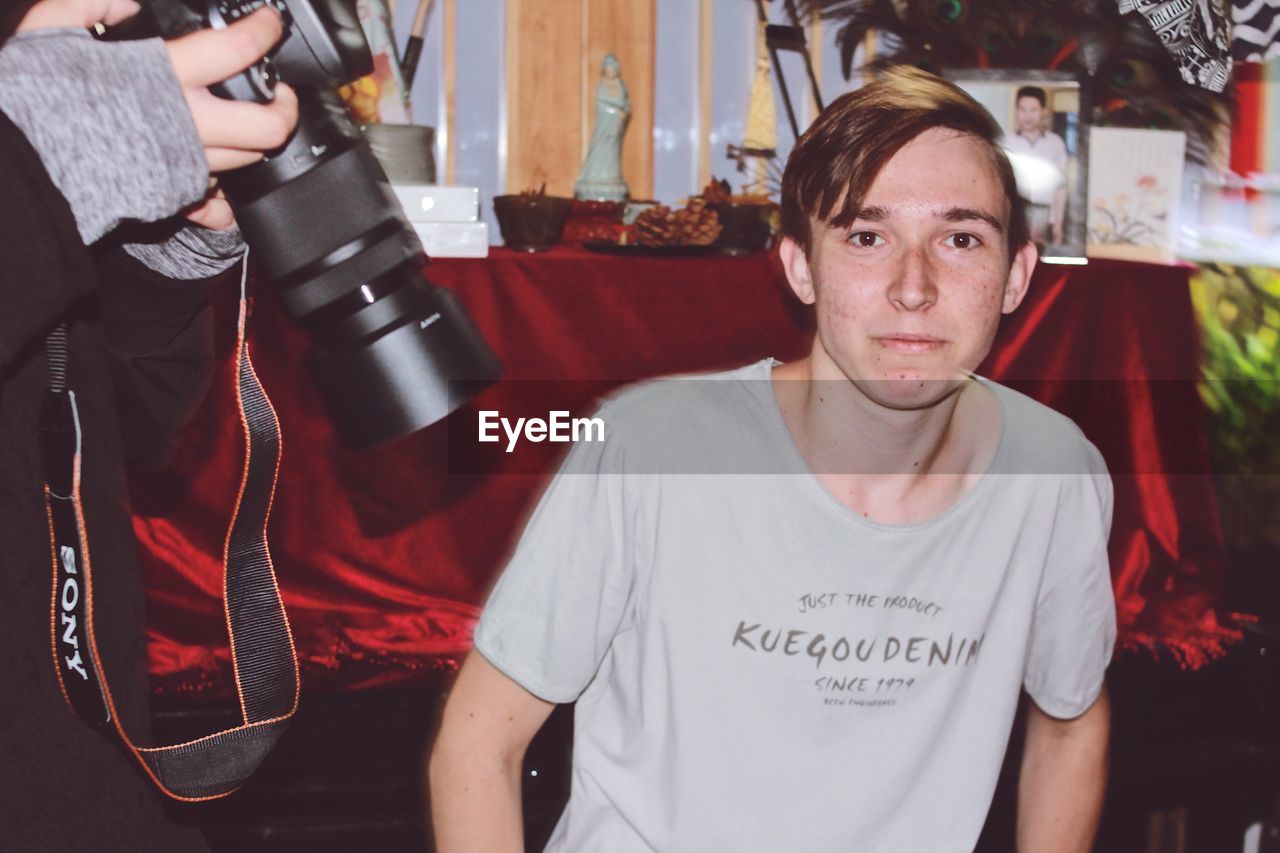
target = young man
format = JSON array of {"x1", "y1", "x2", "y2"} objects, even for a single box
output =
[
  {"x1": 430, "y1": 67, "x2": 1114, "y2": 852},
  {"x1": 1002, "y1": 85, "x2": 1069, "y2": 247}
]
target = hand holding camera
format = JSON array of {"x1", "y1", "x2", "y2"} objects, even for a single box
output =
[
  {"x1": 19, "y1": 1, "x2": 297, "y2": 173},
  {"x1": 165, "y1": 5, "x2": 297, "y2": 171},
  {"x1": 148, "y1": 0, "x2": 500, "y2": 448},
  {"x1": 165, "y1": 5, "x2": 298, "y2": 228},
  {"x1": 17, "y1": 0, "x2": 499, "y2": 446},
  {"x1": 16, "y1": 0, "x2": 299, "y2": 233}
]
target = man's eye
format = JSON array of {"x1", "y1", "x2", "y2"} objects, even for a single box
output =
[
  {"x1": 849, "y1": 231, "x2": 884, "y2": 248},
  {"x1": 945, "y1": 232, "x2": 982, "y2": 249}
]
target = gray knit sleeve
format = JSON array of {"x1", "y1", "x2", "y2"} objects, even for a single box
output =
[
  {"x1": 0, "y1": 27, "x2": 232, "y2": 268},
  {"x1": 122, "y1": 221, "x2": 246, "y2": 279}
]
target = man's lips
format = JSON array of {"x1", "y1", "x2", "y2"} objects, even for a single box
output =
[{"x1": 873, "y1": 335, "x2": 947, "y2": 354}]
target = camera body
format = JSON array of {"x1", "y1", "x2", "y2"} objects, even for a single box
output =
[
  {"x1": 149, "y1": 0, "x2": 500, "y2": 449},
  {"x1": 198, "y1": 0, "x2": 370, "y2": 100}
]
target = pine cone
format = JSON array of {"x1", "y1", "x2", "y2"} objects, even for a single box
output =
[
  {"x1": 701, "y1": 178, "x2": 733, "y2": 205},
  {"x1": 679, "y1": 198, "x2": 722, "y2": 245},
  {"x1": 635, "y1": 205, "x2": 678, "y2": 245},
  {"x1": 634, "y1": 199, "x2": 722, "y2": 246}
]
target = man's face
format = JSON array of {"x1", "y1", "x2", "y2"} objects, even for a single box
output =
[
  {"x1": 1015, "y1": 96, "x2": 1045, "y2": 134},
  {"x1": 780, "y1": 127, "x2": 1036, "y2": 410}
]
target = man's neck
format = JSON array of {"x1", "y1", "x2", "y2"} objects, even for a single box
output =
[
  {"x1": 772, "y1": 357, "x2": 999, "y2": 524},
  {"x1": 1020, "y1": 128, "x2": 1044, "y2": 143}
]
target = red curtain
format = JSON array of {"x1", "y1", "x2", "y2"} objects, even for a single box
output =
[
  {"x1": 979, "y1": 260, "x2": 1239, "y2": 668},
  {"x1": 130, "y1": 249, "x2": 1237, "y2": 696}
]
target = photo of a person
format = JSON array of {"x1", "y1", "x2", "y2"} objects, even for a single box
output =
[
  {"x1": 947, "y1": 72, "x2": 1087, "y2": 260},
  {"x1": 1004, "y1": 85, "x2": 1069, "y2": 247}
]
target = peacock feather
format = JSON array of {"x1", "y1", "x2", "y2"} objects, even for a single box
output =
[{"x1": 800, "y1": 0, "x2": 1231, "y2": 161}]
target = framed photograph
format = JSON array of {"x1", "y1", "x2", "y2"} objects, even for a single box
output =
[{"x1": 942, "y1": 70, "x2": 1088, "y2": 263}]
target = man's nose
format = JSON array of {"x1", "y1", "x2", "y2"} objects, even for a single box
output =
[{"x1": 887, "y1": 246, "x2": 937, "y2": 311}]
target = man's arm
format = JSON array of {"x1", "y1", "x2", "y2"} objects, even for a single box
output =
[
  {"x1": 1050, "y1": 184, "x2": 1067, "y2": 245},
  {"x1": 428, "y1": 650, "x2": 557, "y2": 853},
  {"x1": 1049, "y1": 135, "x2": 1069, "y2": 244},
  {"x1": 1016, "y1": 684, "x2": 1110, "y2": 853}
]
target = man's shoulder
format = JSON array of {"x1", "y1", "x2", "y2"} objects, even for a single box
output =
[
  {"x1": 600, "y1": 359, "x2": 773, "y2": 418},
  {"x1": 590, "y1": 359, "x2": 781, "y2": 471},
  {"x1": 986, "y1": 380, "x2": 1108, "y2": 478}
]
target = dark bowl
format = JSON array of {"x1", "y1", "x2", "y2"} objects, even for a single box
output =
[
  {"x1": 493, "y1": 195, "x2": 573, "y2": 252},
  {"x1": 711, "y1": 201, "x2": 779, "y2": 255}
]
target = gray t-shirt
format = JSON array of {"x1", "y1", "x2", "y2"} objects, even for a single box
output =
[{"x1": 475, "y1": 359, "x2": 1115, "y2": 852}]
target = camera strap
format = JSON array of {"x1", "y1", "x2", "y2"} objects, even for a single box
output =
[{"x1": 40, "y1": 251, "x2": 300, "y2": 801}]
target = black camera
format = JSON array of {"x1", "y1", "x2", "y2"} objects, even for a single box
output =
[{"x1": 147, "y1": 0, "x2": 500, "y2": 449}]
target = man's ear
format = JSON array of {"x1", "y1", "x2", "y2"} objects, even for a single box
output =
[
  {"x1": 1001, "y1": 240, "x2": 1037, "y2": 314},
  {"x1": 779, "y1": 236, "x2": 816, "y2": 305}
]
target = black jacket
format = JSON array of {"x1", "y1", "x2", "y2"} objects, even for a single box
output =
[{"x1": 0, "y1": 108, "x2": 216, "y2": 852}]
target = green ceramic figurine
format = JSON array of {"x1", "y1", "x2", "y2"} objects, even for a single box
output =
[{"x1": 574, "y1": 52, "x2": 630, "y2": 202}]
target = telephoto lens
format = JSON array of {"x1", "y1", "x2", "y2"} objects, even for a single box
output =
[
  {"x1": 219, "y1": 87, "x2": 501, "y2": 449},
  {"x1": 152, "y1": 0, "x2": 501, "y2": 449}
]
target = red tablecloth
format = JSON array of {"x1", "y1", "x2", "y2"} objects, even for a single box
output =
[{"x1": 130, "y1": 248, "x2": 1238, "y2": 695}]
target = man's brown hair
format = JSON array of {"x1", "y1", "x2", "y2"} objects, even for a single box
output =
[{"x1": 780, "y1": 66, "x2": 1029, "y2": 262}]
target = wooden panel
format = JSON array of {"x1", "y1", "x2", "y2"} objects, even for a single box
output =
[
  {"x1": 808, "y1": 18, "x2": 822, "y2": 117},
  {"x1": 698, "y1": 0, "x2": 713, "y2": 189},
  {"x1": 505, "y1": 0, "x2": 585, "y2": 194},
  {"x1": 585, "y1": 0, "x2": 656, "y2": 199},
  {"x1": 443, "y1": 0, "x2": 457, "y2": 183}
]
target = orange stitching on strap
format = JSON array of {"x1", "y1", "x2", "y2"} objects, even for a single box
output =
[
  {"x1": 74, "y1": 460, "x2": 238, "y2": 802},
  {"x1": 246, "y1": 312, "x2": 300, "y2": 716},
  {"x1": 62, "y1": 284, "x2": 298, "y2": 803},
  {"x1": 45, "y1": 489, "x2": 74, "y2": 711},
  {"x1": 223, "y1": 297, "x2": 254, "y2": 724},
  {"x1": 221, "y1": 295, "x2": 300, "y2": 726}
]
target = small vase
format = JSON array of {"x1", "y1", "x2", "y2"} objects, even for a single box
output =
[{"x1": 493, "y1": 195, "x2": 573, "y2": 252}]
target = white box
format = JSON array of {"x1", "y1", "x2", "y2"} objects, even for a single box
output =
[
  {"x1": 413, "y1": 221, "x2": 489, "y2": 258},
  {"x1": 393, "y1": 184, "x2": 480, "y2": 223}
]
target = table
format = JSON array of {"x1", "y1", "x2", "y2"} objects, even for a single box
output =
[{"x1": 129, "y1": 247, "x2": 1237, "y2": 695}]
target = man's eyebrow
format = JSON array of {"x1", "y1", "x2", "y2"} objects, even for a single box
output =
[
  {"x1": 848, "y1": 205, "x2": 891, "y2": 222},
  {"x1": 939, "y1": 207, "x2": 1002, "y2": 232},
  {"x1": 846, "y1": 205, "x2": 1002, "y2": 232}
]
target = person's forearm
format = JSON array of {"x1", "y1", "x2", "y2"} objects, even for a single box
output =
[
  {"x1": 96, "y1": 248, "x2": 224, "y2": 466},
  {"x1": 1052, "y1": 186, "x2": 1067, "y2": 229},
  {"x1": 121, "y1": 221, "x2": 245, "y2": 279},
  {"x1": 1016, "y1": 736, "x2": 1106, "y2": 851},
  {"x1": 1016, "y1": 696, "x2": 1109, "y2": 852},
  {"x1": 0, "y1": 29, "x2": 207, "y2": 245},
  {"x1": 428, "y1": 739, "x2": 526, "y2": 853}
]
